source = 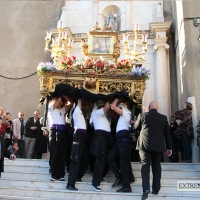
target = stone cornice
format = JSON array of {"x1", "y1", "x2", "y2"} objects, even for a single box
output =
[
  {"x1": 50, "y1": 27, "x2": 73, "y2": 38},
  {"x1": 150, "y1": 22, "x2": 172, "y2": 38}
]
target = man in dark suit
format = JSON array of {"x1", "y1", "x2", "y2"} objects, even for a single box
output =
[
  {"x1": 133, "y1": 101, "x2": 172, "y2": 200},
  {"x1": 0, "y1": 134, "x2": 16, "y2": 178},
  {"x1": 25, "y1": 110, "x2": 40, "y2": 159}
]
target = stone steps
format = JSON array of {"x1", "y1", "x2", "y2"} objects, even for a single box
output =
[
  {"x1": 1, "y1": 177, "x2": 200, "y2": 195},
  {"x1": 5, "y1": 159, "x2": 200, "y2": 170},
  {"x1": 1, "y1": 159, "x2": 200, "y2": 200},
  {"x1": 4, "y1": 164, "x2": 200, "y2": 178},
  {"x1": 2, "y1": 172, "x2": 198, "y2": 185},
  {"x1": 0, "y1": 186, "x2": 200, "y2": 200},
  {"x1": 0, "y1": 195, "x2": 46, "y2": 200}
]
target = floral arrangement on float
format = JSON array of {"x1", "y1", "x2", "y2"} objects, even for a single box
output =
[
  {"x1": 37, "y1": 62, "x2": 56, "y2": 75},
  {"x1": 37, "y1": 57, "x2": 151, "y2": 80}
]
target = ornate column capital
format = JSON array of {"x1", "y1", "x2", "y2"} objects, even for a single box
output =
[
  {"x1": 153, "y1": 43, "x2": 169, "y2": 53},
  {"x1": 150, "y1": 22, "x2": 172, "y2": 38}
]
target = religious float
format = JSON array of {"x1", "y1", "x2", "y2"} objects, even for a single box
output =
[{"x1": 37, "y1": 21, "x2": 150, "y2": 108}]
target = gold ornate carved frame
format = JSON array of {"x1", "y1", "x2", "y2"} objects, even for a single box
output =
[{"x1": 39, "y1": 72, "x2": 146, "y2": 108}]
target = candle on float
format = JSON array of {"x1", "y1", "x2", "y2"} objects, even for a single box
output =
[
  {"x1": 45, "y1": 31, "x2": 51, "y2": 40},
  {"x1": 68, "y1": 38, "x2": 74, "y2": 46},
  {"x1": 57, "y1": 20, "x2": 63, "y2": 29},
  {"x1": 145, "y1": 34, "x2": 148, "y2": 42},
  {"x1": 62, "y1": 32, "x2": 67, "y2": 39},
  {"x1": 142, "y1": 34, "x2": 148, "y2": 43},
  {"x1": 141, "y1": 34, "x2": 145, "y2": 43},
  {"x1": 52, "y1": 38, "x2": 56, "y2": 46},
  {"x1": 134, "y1": 23, "x2": 139, "y2": 31},
  {"x1": 71, "y1": 39, "x2": 74, "y2": 46},
  {"x1": 45, "y1": 31, "x2": 48, "y2": 40},
  {"x1": 123, "y1": 33, "x2": 129, "y2": 43},
  {"x1": 51, "y1": 38, "x2": 54, "y2": 45}
]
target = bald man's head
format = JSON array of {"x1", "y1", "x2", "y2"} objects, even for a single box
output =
[{"x1": 149, "y1": 101, "x2": 158, "y2": 111}]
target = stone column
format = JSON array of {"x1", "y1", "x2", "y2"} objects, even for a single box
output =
[
  {"x1": 150, "y1": 22, "x2": 172, "y2": 119},
  {"x1": 154, "y1": 35, "x2": 170, "y2": 118}
]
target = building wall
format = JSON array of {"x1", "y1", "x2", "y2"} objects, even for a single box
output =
[
  {"x1": 0, "y1": 0, "x2": 64, "y2": 120},
  {"x1": 183, "y1": 1, "x2": 200, "y2": 120},
  {"x1": 172, "y1": 0, "x2": 200, "y2": 120},
  {"x1": 1, "y1": 0, "x2": 194, "y2": 122}
]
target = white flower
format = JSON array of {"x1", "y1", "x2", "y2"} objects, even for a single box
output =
[
  {"x1": 37, "y1": 62, "x2": 56, "y2": 72},
  {"x1": 108, "y1": 59, "x2": 115, "y2": 66}
]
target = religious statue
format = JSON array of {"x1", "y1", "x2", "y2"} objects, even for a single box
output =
[
  {"x1": 156, "y1": 2, "x2": 163, "y2": 17},
  {"x1": 113, "y1": 39, "x2": 121, "y2": 57},
  {"x1": 92, "y1": 21, "x2": 99, "y2": 31},
  {"x1": 81, "y1": 39, "x2": 88, "y2": 56},
  {"x1": 101, "y1": 20, "x2": 106, "y2": 31},
  {"x1": 106, "y1": 11, "x2": 118, "y2": 31}
]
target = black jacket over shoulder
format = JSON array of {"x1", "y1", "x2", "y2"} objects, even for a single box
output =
[
  {"x1": 35, "y1": 124, "x2": 48, "y2": 153},
  {"x1": 25, "y1": 117, "x2": 40, "y2": 138},
  {"x1": 134, "y1": 109, "x2": 172, "y2": 152}
]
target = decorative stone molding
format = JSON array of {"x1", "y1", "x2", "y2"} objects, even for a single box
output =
[{"x1": 150, "y1": 22, "x2": 172, "y2": 38}]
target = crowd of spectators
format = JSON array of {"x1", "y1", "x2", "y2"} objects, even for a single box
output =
[
  {"x1": 0, "y1": 107, "x2": 48, "y2": 159},
  {"x1": 169, "y1": 102, "x2": 194, "y2": 163}
]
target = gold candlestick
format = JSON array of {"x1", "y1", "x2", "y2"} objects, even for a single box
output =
[{"x1": 44, "y1": 21, "x2": 74, "y2": 68}]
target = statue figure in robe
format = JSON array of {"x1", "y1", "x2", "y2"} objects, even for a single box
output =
[{"x1": 106, "y1": 11, "x2": 118, "y2": 31}]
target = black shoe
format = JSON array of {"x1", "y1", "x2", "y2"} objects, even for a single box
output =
[
  {"x1": 59, "y1": 178, "x2": 65, "y2": 181},
  {"x1": 152, "y1": 191, "x2": 158, "y2": 195},
  {"x1": 76, "y1": 179, "x2": 82, "y2": 182},
  {"x1": 66, "y1": 185, "x2": 78, "y2": 191},
  {"x1": 116, "y1": 187, "x2": 132, "y2": 193},
  {"x1": 141, "y1": 190, "x2": 150, "y2": 200},
  {"x1": 91, "y1": 184, "x2": 102, "y2": 191},
  {"x1": 112, "y1": 179, "x2": 122, "y2": 188}
]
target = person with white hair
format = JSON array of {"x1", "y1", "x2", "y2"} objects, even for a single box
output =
[
  {"x1": 89, "y1": 100, "x2": 113, "y2": 192},
  {"x1": 13, "y1": 111, "x2": 26, "y2": 158},
  {"x1": 25, "y1": 110, "x2": 40, "y2": 159}
]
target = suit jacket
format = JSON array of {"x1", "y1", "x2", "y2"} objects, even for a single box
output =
[
  {"x1": 35, "y1": 124, "x2": 48, "y2": 153},
  {"x1": 25, "y1": 117, "x2": 40, "y2": 138},
  {"x1": 134, "y1": 109, "x2": 172, "y2": 152},
  {"x1": 0, "y1": 134, "x2": 11, "y2": 174},
  {"x1": 13, "y1": 119, "x2": 26, "y2": 140}
]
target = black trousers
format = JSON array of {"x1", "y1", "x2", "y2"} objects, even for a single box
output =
[
  {"x1": 67, "y1": 142, "x2": 89, "y2": 186},
  {"x1": 181, "y1": 134, "x2": 192, "y2": 160},
  {"x1": 92, "y1": 144, "x2": 111, "y2": 186},
  {"x1": 17, "y1": 139, "x2": 25, "y2": 158},
  {"x1": 139, "y1": 150, "x2": 162, "y2": 193},
  {"x1": 49, "y1": 134, "x2": 67, "y2": 179},
  {"x1": 107, "y1": 140, "x2": 133, "y2": 188}
]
